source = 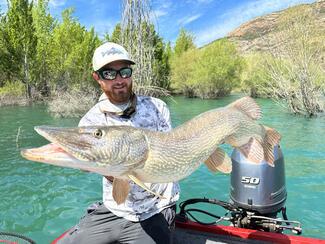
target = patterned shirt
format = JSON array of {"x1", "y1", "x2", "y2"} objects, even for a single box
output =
[{"x1": 79, "y1": 94, "x2": 180, "y2": 221}]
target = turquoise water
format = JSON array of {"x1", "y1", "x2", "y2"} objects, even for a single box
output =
[{"x1": 0, "y1": 95, "x2": 325, "y2": 242}]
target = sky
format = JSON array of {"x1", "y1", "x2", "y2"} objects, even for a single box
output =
[{"x1": 0, "y1": 0, "x2": 316, "y2": 47}]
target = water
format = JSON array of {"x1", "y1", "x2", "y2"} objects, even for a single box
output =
[{"x1": 1, "y1": 95, "x2": 325, "y2": 242}]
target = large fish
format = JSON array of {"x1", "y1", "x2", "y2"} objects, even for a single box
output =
[{"x1": 21, "y1": 97, "x2": 281, "y2": 204}]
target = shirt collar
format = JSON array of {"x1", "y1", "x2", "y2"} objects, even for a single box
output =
[{"x1": 98, "y1": 93, "x2": 137, "y2": 119}]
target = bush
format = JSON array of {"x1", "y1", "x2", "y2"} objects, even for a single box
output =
[
  {"x1": 240, "y1": 53, "x2": 270, "y2": 98},
  {"x1": 0, "y1": 81, "x2": 27, "y2": 106},
  {"x1": 0, "y1": 81, "x2": 25, "y2": 96},
  {"x1": 47, "y1": 86, "x2": 99, "y2": 118}
]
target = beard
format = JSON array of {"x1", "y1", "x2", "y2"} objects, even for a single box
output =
[{"x1": 104, "y1": 81, "x2": 133, "y2": 104}]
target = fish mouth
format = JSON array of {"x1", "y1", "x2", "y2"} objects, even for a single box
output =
[
  {"x1": 34, "y1": 126, "x2": 97, "y2": 162},
  {"x1": 20, "y1": 143, "x2": 101, "y2": 172},
  {"x1": 21, "y1": 143, "x2": 72, "y2": 163}
]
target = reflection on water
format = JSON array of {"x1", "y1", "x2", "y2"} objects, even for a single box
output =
[{"x1": 0, "y1": 96, "x2": 324, "y2": 242}]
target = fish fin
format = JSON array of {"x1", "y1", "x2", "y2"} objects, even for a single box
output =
[
  {"x1": 204, "y1": 148, "x2": 232, "y2": 173},
  {"x1": 128, "y1": 175, "x2": 166, "y2": 199},
  {"x1": 239, "y1": 137, "x2": 264, "y2": 163},
  {"x1": 228, "y1": 97, "x2": 262, "y2": 120},
  {"x1": 264, "y1": 126, "x2": 281, "y2": 146},
  {"x1": 263, "y1": 143, "x2": 275, "y2": 167},
  {"x1": 263, "y1": 126, "x2": 281, "y2": 167},
  {"x1": 112, "y1": 178, "x2": 130, "y2": 205}
]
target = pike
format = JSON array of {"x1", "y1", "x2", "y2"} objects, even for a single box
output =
[{"x1": 21, "y1": 97, "x2": 281, "y2": 204}]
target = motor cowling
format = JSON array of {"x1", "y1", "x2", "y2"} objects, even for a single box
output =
[{"x1": 230, "y1": 145, "x2": 287, "y2": 216}]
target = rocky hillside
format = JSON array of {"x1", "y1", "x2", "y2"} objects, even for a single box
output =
[{"x1": 226, "y1": 0, "x2": 325, "y2": 54}]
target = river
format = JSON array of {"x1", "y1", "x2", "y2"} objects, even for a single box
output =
[{"x1": 0, "y1": 95, "x2": 324, "y2": 242}]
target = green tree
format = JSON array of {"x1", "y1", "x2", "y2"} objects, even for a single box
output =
[
  {"x1": 49, "y1": 8, "x2": 100, "y2": 89},
  {"x1": 32, "y1": 0, "x2": 55, "y2": 96},
  {"x1": 64, "y1": 27, "x2": 100, "y2": 87},
  {"x1": 0, "y1": 0, "x2": 37, "y2": 99},
  {"x1": 170, "y1": 39, "x2": 243, "y2": 98},
  {"x1": 159, "y1": 41, "x2": 172, "y2": 89},
  {"x1": 103, "y1": 23, "x2": 121, "y2": 43},
  {"x1": 170, "y1": 48, "x2": 199, "y2": 97},
  {"x1": 149, "y1": 26, "x2": 171, "y2": 89},
  {"x1": 0, "y1": 7, "x2": 5, "y2": 86},
  {"x1": 194, "y1": 39, "x2": 243, "y2": 98},
  {"x1": 174, "y1": 28, "x2": 195, "y2": 57},
  {"x1": 110, "y1": 23, "x2": 121, "y2": 43},
  {"x1": 240, "y1": 53, "x2": 269, "y2": 98}
]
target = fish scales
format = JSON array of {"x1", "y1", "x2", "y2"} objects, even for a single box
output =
[{"x1": 136, "y1": 108, "x2": 241, "y2": 182}]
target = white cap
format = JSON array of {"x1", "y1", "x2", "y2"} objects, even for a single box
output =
[{"x1": 92, "y1": 42, "x2": 135, "y2": 71}]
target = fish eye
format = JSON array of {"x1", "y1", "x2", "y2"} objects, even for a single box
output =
[{"x1": 93, "y1": 129, "x2": 103, "y2": 138}]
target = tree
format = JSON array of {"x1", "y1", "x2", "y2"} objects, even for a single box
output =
[
  {"x1": 0, "y1": 7, "x2": 5, "y2": 86},
  {"x1": 240, "y1": 53, "x2": 269, "y2": 98},
  {"x1": 32, "y1": 0, "x2": 55, "y2": 96},
  {"x1": 174, "y1": 28, "x2": 195, "y2": 57},
  {"x1": 171, "y1": 39, "x2": 243, "y2": 98},
  {"x1": 110, "y1": 23, "x2": 122, "y2": 43},
  {"x1": 49, "y1": 8, "x2": 100, "y2": 89},
  {"x1": 157, "y1": 41, "x2": 172, "y2": 89},
  {"x1": 194, "y1": 39, "x2": 243, "y2": 98},
  {"x1": 170, "y1": 48, "x2": 199, "y2": 97},
  {"x1": 121, "y1": 0, "x2": 167, "y2": 96},
  {"x1": 64, "y1": 27, "x2": 100, "y2": 87},
  {"x1": 0, "y1": 0, "x2": 37, "y2": 99}
]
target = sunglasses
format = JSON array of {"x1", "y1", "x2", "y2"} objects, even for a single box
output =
[{"x1": 97, "y1": 67, "x2": 133, "y2": 80}]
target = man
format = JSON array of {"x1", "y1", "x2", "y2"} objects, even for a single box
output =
[{"x1": 58, "y1": 42, "x2": 180, "y2": 244}]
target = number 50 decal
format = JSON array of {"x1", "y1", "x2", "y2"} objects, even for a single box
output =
[{"x1": 241, "y1": 176, "x2": 260, "y2": 185}]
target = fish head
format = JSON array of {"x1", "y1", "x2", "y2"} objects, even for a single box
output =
[{"x1": 21, "y1": 125, "x2": 149, "y2": 176}]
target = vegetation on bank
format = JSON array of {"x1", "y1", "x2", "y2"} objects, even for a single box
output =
[
  {"x1": 171, "y1": 38, "x2": 244, "y2": 98},
  {"x1": 240, "y1": 5, "x2": 325, "y2": 117},
  {"x1": 0, "y1": 0, "x2": 324, "y2": 117}
]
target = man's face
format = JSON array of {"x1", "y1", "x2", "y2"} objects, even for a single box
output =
[{"x1": 93, "y1": 60, "x2": 133, "y2": 104}]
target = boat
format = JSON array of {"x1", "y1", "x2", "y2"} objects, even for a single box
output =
[
  {"x1": 52, "y1": 146, "x2": 325, "y2": 243},
  {"x1": 51, "y1": 206, "x2": 325, "y2": 244}
]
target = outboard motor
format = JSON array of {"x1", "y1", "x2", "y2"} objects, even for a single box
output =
[
  {"x1": 177, "y1": 144, "x2": 302, "y2": 235},
  {"x1": 230, "y1": 145, "x2": 286, "y2": 217},
  {"x1": 229, "y1": 145, "x2": 301, "y2": 233}
]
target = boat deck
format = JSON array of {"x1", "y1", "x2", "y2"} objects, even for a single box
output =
[
  {"x1": 173, "y1": 227, "x2": 270, "y2": 244},
  {"x1": 173, "y1": 220, "x2": 324, "y2": 244}
]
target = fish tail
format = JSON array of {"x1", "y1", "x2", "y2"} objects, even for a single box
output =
[
  {"x1": 263, "y1": 126, "x2": 281, "y2": 167},
  {"x1": 228, "y1": 96, "x2": 262, "y2": 120}
]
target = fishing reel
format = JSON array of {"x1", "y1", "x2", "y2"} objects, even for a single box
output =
[{"x1": 177, "y1": 145, "x2": 302, "y2": 235}]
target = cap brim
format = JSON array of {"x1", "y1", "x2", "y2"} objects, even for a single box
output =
[{"x1": 94, "y1": 59, "x2": 135, "y2": 71}]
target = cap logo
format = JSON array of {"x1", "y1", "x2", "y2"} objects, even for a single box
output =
[{"x1": 101, "y1": 47, "x2": 124, "y2": 57}]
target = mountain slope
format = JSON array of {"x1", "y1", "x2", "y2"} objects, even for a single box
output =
[{"x1": 226, "y1": 0, "x2": 325, "y2": 54}]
